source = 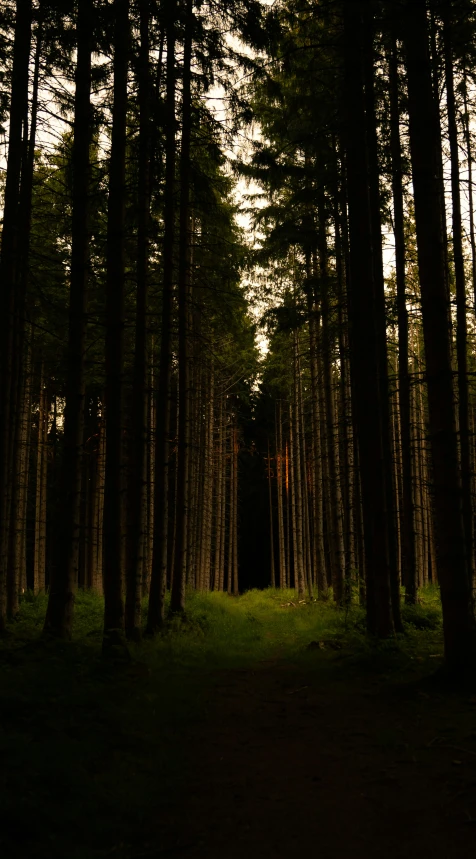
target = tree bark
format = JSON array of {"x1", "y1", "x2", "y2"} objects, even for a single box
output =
[
  {"x1": 276, "y1": 401, "x2": 286, "y2": 590},
  {"x1": 0, "y1": 0, "x2": 32, "y2": 632},
  {"x1": 171, "y1": 0, "x2": 193, "y2": 614},
  {"x1": 404, "y1": 0, "x2": 476, "y2": 672},
  {"x1": 34, "y1": 368, "x2": 48, "y2": 594},
  {"x1": 267, "y1": 438, "x2": 276, "y2": 587},
  {"x1": 307, "y1": 271, "x2": 327, "y2": 598},
  {"x1": 343, "y1": 0, "x2": 393, "y2": 636},
  {"x1": 102, "y1": 0, "x2": 129, "y2": 651},
  {"x1": 318, "y1": 199, "x2": 345, "y2": 604},
  {"x1": 363, "y1": 6, "x2": 402, "y2": 632},
  {"x1": 125, "y1": 0, "x2": 151, "y2": 640},
  {"x1": 45, "y1": 0, "x2": 93, "y2": 638},
  {"x1": 147, "y1": 1, "x2": 176, "y2": 633},
  {"x1": 443, "y1": 5, "x2": 473, "y2": 598},
  {"x1": 388, "y1": 34, "x2": 417, "y2": 606}
]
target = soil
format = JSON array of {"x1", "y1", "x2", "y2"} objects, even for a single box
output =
[
  {"x1": 154, "y1": 658, "x2": 476, "y2": 859},
  {"x1": 2, "y1": 646, "x2": 476, "y2": 858}
]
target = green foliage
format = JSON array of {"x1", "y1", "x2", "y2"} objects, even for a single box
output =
[{"x1": 5, "y1": 585, "x2": 445, "y2": 673}]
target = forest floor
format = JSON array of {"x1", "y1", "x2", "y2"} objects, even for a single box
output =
[{"x1": 1, "y1": 589, "x2": 476, "y2": 858}]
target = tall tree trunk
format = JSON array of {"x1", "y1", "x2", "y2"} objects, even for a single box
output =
[
  {"x1": 318, "y1": 199, "x2": 345, "y2": 604},
  {"x1": 363, "y1": 6, "x2": 402, "y2": 632},
  {"x1": 144, "y1": 365, "x2": 155, "y2": 596},
  {"x1": 443, "y1": 5, "x2": 473, "y2": 598},
  {"x1": 388, "y1": 34, "x2": 417, "y2": 606},
  {"x1": 307, "y1": 273, "x2": 327, "y2": 598},
  {"x1": 232, "y1": 415, "x2": 239, "y2": 595},
  {"x1": 227, "y1": 414, "x2": 233, "y2": 595},
  {"x1": 8, "y1": 18, "x2": 42, "y2": 618},
  {"x1": 171, "y1": 0, "x2": 193, "y2": 614},
  {"x1": 0, "y1": 0, "x2": 32, "y2": 632},
  {"x1": 200, "y1": 364, "x2": 214, "y2": 590},
  {"x1": 214, "y1": 391, "x2": 225, "y2": 591},
  {"x1": 462, "y1": 72, "x2": 476, "y2": 316},
  {"x1": 276, "y1": 402, "x2": 285, "y2": 589},
  {"x1": 285, "y1": 438, "x2": 291, "y2": 589},
  {"x1": 267, "y1": 438, "x2": 276, "y2": 587},
  {"x1": 298, "y1": 368, "x2": 312, "y2": 597},
  {"x1": 147, "y1": 2, "x2": 176, "y2": 632},
  {"x1": 292, "y1": 335, "x2": 305, "y2": 597},
  {"x1": 95, "y1": 414, "x2": 106, "y2": 595},
  {"x1": 429, "y1": 5, "x2": 451, "y2": 314},
  {"x1": 334, "y1": 183, "x2": 353, "y2": 602},
  {"x1": 125, "y1": 0, "x2": 151, "y2": 640},
  {"x1": 14, "y1": 346, "x2": 32, "y2": 599},
  {"x1": 34, "y1": 370, "x2": 48, "y2": 594},
  {"x1": 102, "y1": 0, "x2": 129, "y2": 651},
  {"x1": 44, "y1": 0, "x2": 92, "y2": 638},
  {"x1": 343, "y1": 0, "x2": 393, "y2": 636},
  {"x1": 403, "y1": 0, "x2": 476, "y2": 672}
]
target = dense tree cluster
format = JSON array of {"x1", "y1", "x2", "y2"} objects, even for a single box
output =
[
  {"x1": 1, "y1": 0, "x2": 476, "y2": 676},
  {"x1": 0, "y1": 0, "x2": 261, "y2": 648},
  {"x1": 243, "y1": 0, "x2": 476, "y2": 674}
]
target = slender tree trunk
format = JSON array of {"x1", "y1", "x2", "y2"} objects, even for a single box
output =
[
  {"x1": 334, "y1": 186, "x2": 352, "y2": 602},
  {"x1": 33, "y1": 366, "x2": 47, "y2": 594},
  {"x1": 44, "y1": 0, "x2": 92, "y2": 638},
  {"x1": 363, "y1": 6, "x2": 402, "y2": 631},
  {"x1": 276, "y1": 402, "x2": 285, "y2": 589},
  {"x1": 390, "y1": 395, "x2": 402, "y2": 585},
  {"x1": 285, "y1": 438, "x2": 291, "y2": 589},
  {"x1": 267, "y1": 438, "x2": 276, "y2": 587},
  {"x1": 214, "y1": 392, "x2": 225, "y2": 591},
  {"x1": 102, "y1": 0, "x2": 129, "y2": 651},
  {"x1": 15, "y1": 347, "x2": 32, "y2": 598},
  {"x1": 0, "y1": 0, "x2": 32, "y2": 632},
  {"x1": 389, "y1": 35, "x2": 417, "y2": 606},
  {"x1": 171, "y1": 0, "x2": 193, "y2": 614},
  {"x1": 429, "y1": 6, "x2": 451, "y2": 314},
  {"x1": 87, "y1": 410, "x2": 100, "y2": 592},
  {"x1": 412, "y1": 372, "x2": 423, "y2": 587},
  {"x1": 292, "y1": 336, "x2": 305, "y2": 597},
  {"x1": 144, "y1": 365, "x2": 155, "y2": 596},
  {"x1": 8, "y1": 19, "x2": 42, "y2": 618},
  {"x1": 227, "y1": 414, "x2": 233, "y2": 595},
  {"x1": 462, "y1": 72, "x2": 476, "y2": 316},
  {"x1": 319, "y1": 200, "x2": 345, "y2": 604},
  {"x1": 95, "y1": 414, "x2": 106, "y2": 595},
  {"x1": 218, "y1": 397, "x2": 227, "y2": 591},
  {"x1": 404, "y1": 0, "x2": 476, "y2": 672},
  {"x1": 298, "y1": 371, "x2": 312, "y2": 597},
  {"x1": 343, "y1": 1, "x2": 393, "y2": 636},
  {"x1": 443, "y1": 6, "x2": 473, "y2": 598},
  {"x1": 147, "y1": 3, "x2": 176, "y2": 633},
  {"x1": 125, "y1": 0, "x2": 151, "y2": 640},
  {"x1": 201, "y1": 365, "x2": 214, "y2": 590},
  {"x1": 307, "y1": 276, "x2": 327, "y2": 598},
  {"x1": 232, "y1": 415, "x2": 239, "y2": 595}
]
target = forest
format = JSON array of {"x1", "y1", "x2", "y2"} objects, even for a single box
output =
[{"x1": 1, "y1": 0, "x2": 476, "y2": 857}]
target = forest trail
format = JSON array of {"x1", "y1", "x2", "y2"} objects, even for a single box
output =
[{"x1": 157, "y1": 659, "x2": 476, "y2": 859}]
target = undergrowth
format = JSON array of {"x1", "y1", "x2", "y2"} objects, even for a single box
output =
[{"x1": 4, "y1": 584, "x2": 444, "y2": 674}]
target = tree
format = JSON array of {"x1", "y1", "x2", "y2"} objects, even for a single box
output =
[
  {"x1": 403, "y1": 0, "x2": 476, "y2": 673},
  {"x1": 103, "y1": 0, "x2": 130, "y2": 651},
  {"x1": 44, "y1": 0, "x2": 93, "y2": 639}
]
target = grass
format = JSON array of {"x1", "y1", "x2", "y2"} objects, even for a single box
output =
[
  {"x1": 6, "y1": 583, "x2": 444, "y2": 668},
  {"x1": 0, "y1": 586, "x2": 446, "y2": 858}
]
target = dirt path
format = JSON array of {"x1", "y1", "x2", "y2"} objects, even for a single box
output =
[{"x1": 157, "y1": 660, "x2": 476, "y2": 859}]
